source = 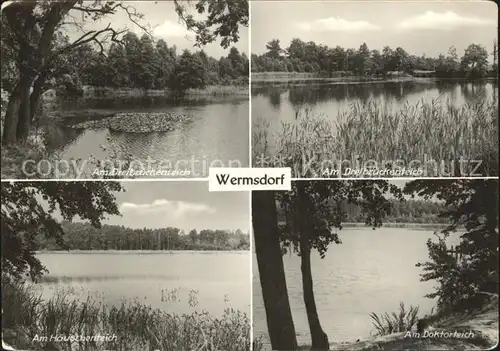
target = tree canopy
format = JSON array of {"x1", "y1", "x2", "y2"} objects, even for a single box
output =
[
  {"x1": 1, "y1": 0, "x2": 249, "y2": 144},
  {"x1": 252, "y1": 38, "x2": 496, "y2": 79},
  {"x1": 1, "y1": 181, "x2": 123, "y2": 280}
]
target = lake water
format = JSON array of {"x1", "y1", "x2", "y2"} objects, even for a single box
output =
[
  {"x1": 252, "y1": 227, "x2": 462, "y2": 348},
  {"x1": 34, "y1": 251, "x2": 250, "y2": 317},
  {"x1": 252, "y1": 79, "x2": 497, "y2": 155},
  {"x1": 43, "y1": 97, "x2": 249, "y2": 178}
]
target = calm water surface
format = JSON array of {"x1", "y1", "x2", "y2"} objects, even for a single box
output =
[
  {"x1": 35, "y1": 251, "x2": 250, "y2": 316},
  {"x1": 43, "y1": 98, "x2": 249, "y2": 177},
  {"x1": 252, "y1": 228, "x2": 461, "y2": 347},
  {"x1": 252, "y1": 80, "x2": 497, "y2": 154}
]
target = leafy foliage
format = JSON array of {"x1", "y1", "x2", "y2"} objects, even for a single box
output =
[
  {"x1": 252, "y1": 38, "x2": 494, "y2": 79},
  {"x1": 404, "y1": 179, "x2": 499, "y2": 312},
  {"x1": 174, "y1": 0, "x2": 249, "y2": 49},
  {"x1": 1, "y1": 181, "x2": 123, "y2": 280},
  {"x1": 1, "y1": 0, "x2": 249, "y2": 144}
]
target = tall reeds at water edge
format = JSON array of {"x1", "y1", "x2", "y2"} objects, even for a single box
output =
[
  {"x1": 253, "y1": 97, "x2": 498, "y2": 177},
  {"x1": 2, "y1": 279, "x2": 250, "y2": 351},
  {"x1": 369, "y1": 302, "x2": 420, "y2": 336}
]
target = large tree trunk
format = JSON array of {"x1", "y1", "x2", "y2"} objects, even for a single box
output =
[
  {"x1": 296, "y1": 181, "x2": 330, "y2": 350},
  {"x1": 16, "y1": 75, "x2": 32, "y2": 141},
  {"x1": 2, "y1": 83, "x2": 22, "y2": 145},
  {"x1": 30, "y1": 73, "x2": 47, "y2": 124},
  {"x1": 252, "y1": 191, "x2": 298, "y2": 350},
  {"x1": 299, "y1": 244, "x2": 329, "y2": 350},
  {"x1": 3, "y1": 67, "x2": 36, "y2": 145}
]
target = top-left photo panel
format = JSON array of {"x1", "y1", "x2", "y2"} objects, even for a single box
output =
[{"x1": 1, "y1": 0, "x2": 249, "y2": 180}]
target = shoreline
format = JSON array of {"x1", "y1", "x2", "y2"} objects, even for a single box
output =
[
  {"x1": 75, "y1": 84, "x2": 249, "y2": 99},
  {"x1": 251, "y1": 74, "x2": 498, "y2": 84},
  {"x1": 35, "y1": 249, "x2": 250, "y2": 254},
  {"x1": 341, "y1": 222, "x2": 450, "y2": 229},
  {"x1": 277, "y1": 222, "x2": 451, "y2": 229}
]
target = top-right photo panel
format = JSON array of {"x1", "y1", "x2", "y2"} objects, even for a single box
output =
[{"x1": 251, "y1": 0, "x2": 498, "y2": 179}]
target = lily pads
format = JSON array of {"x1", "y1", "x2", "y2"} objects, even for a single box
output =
[{"x1": 68, "y1": 112, "x2": 191, "y2": 133}]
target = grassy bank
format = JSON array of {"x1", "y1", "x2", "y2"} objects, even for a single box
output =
[
  {"x1": 251, "y1": 72, "x2": 415, "y2": 83},
  {"x1": 2, "y1": 279, "x2": 250, "y2": 351},
  {"x1": 81, "y1": 84, "x2": 248, "y2": 100},
  {"x1": 253, "y1": 97, "x2": 498, "y2": 177},
  {"x1": 251, "y1": 72, "x2": 498, "y2": 83},
  {"x1": 253, "y1": 299, "x2": 498, "y2": 351}
]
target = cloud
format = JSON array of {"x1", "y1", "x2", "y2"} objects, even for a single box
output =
[
  {"x1": 297, "y1": 17, "x2": 381, "y2": 32},
  {"x1": 396, "y1": 11, "x2": 496, "y2": 30},
  {"x1": 152, "y1": 20, "x2": 191, "y2": 38},
  {"x1": 120, "y1": 199, "x2": 216, "y2": 218}
]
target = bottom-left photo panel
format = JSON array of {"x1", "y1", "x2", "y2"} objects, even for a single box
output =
[{"x1": 1, "y1": 180, "x2": 251, "y2": 351}]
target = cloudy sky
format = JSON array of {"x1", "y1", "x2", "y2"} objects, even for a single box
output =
[
  {"x1": 52, "y1": 181, "x2": 250, "y2": 232},
  {"x1": 251, "y1": 0, "x2": 498, "y2": 60},
  {"x1": 65, "y1": 1, "x2": 248, "y2": 58}
]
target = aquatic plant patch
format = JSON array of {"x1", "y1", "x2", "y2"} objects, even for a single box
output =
[{"x1": 69, "y1": 112, "x2": 191, "y2": 133}]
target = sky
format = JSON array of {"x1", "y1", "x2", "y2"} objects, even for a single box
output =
[
  {"x1": 251, "y1": 0, "x2": 498, "y2": 60},
  {"x1": 64, "y1": 1, "x2": 249, "y2": 58},
  {"x1": 51, "y1": 181, "x2": 250, "y2": 233}
]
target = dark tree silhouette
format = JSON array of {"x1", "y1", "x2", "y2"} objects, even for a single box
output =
[{"x1": 1, "y1": 181, "x2": 123, "y2": 280}]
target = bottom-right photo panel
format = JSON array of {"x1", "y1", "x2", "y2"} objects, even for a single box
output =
[{"x1": 252, "y1": 179, "x2": 499, "y2": 351}]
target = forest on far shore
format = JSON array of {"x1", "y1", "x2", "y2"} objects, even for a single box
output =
[
  {"x1": 36, "y1": 221, "x2": 250, "y2": 252},
  {"x1": 252, "y1": 38, "x2": 498, "y2": 79},
  {"x1": 277, "y1": 198, "x2": 450, "y2": 224}
]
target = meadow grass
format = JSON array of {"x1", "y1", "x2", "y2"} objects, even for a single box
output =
[
  {"x1": 2, "y1": 278, "x2": 250, "y2": 351},
  {"x1": 253, "y1": 97, "x2": 498, "y2": 177}
]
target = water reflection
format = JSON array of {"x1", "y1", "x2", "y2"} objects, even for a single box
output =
[
  {"x1": 252, "y1": 80, "x2": 497, "y2": 126},
  {"x1": 36, "y1": 274, "x2": 181, "y2": 284},
  {"x1": 41, "y1": 97, "x2": 249, "y2": 177}
]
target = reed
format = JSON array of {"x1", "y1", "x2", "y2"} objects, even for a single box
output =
[
  {"x1": 253, "y1": 97, "x2": 498, "y2": 177},
  {"x1": 369, "y1": 302, "x2": 420, "y2": 336},
  {"x1": 2, "y1": 279, "x2": 250, "y2": 351}
]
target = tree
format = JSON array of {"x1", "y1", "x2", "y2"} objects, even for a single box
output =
[
  {"x1": 492, "y1": 40, "x2": 498, "y2": 77},
  {"x1": 1, "y1": 181, "x2": 123, "y2": 281},
  {"x1": 154, "y1": 39, "x2": 176, "y2": 89},
  {"x1": 253, "y1": 191, "x2": 298, "y2": 350},
  {"x1": 275, "y1": 181, "x2": 401, "y2": 349},
  {"x1": 460, "y1": 44, "x2": 489, "y2": 79},
  {"x1": 137, "y1": 34, "x2": 157, "y2": 89},
  {"x1": 286, "y1": 38, "x2": 307, "y2": 61},
  {"x1": 170, "y1": 50, "x2": 208, "y2": 94},
  {"x1": 255, "y1": 181, "x2": 401, "y2": 349},
  {"x1": 107, "y1": 42, "x2": 129, "y2": 87},
  {"x1": 265, "y1": 39, "x2": 283, "y2": 60},
  {"x1": 404, "y1": 179, "x2": 498, "y2": 312},
  {"x1": 188, "y1": 229, "x2": 198, "y2": 244},
  {"x1": 2, "y1": 0, "x2": 249, "y2": 145},
  {"x1": 174, "y1": 0, "x2": 248, "y2": 49},
  {"x1": 1, "y1": 1, "x2": 148, "y2": 145}
]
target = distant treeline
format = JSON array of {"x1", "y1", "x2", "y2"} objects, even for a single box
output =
[
  {"x1": 37, "y1": 222, "x2": 250, "y2": 251},
  {"x1": 2, "y1": 31, "x2": 249, "y2": 97},
  {"x1": 278, "y1": 199, "x2": 450, "y2": 224},
  {"x1": 251, "y1": 38, "x2": 498, "y2": 79}
]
